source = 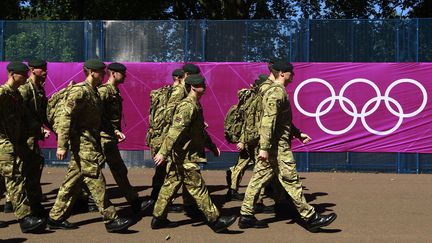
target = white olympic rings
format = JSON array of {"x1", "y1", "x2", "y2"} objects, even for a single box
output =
[{"x1": 294, "y1": 78, "x2": 428, "y2": 135}]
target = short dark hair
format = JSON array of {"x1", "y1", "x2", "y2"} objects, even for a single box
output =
[{"x1": 271, "y1": 69, "x2": 280, "y2": 79}]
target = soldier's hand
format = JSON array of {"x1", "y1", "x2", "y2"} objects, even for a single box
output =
[
  {"x1": 115, "y1": 130, "x2": 126, "y2": 143},
  {"x1": 236, "y1": 142, "x2": 245, "y2": 151},
  {"x1": 57, "y1": 148, "x2": 67, "y2": 160},
  {"x1": 299, "y1": 133, "x2": 312, "y2": 144},
  {"x1": 43, "y1": 128, "x2": 51, "y2": 139},
  {"x1": 212, "y1": 147, "x2": 221, "y2": 157},
  {"x1": 258, "y1": 150, "x2": 269, "y2": 161},
  {"x1": 154, "y1": 154, "x2": 165, "y2": 166}
]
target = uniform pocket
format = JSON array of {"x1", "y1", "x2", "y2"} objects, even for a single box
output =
[
  {"x1": 0, "y1": 153, "x2": 15, "y2": 177},
  {"x1": 78, "y1": 150, "x2": 105, "y2": 178}
]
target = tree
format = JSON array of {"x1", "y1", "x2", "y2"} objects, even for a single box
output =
[{"x1": 0, "y1": 0, "x2": 21, "y2": 20}]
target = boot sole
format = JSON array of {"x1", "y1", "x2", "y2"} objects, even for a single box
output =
[
  {"x1": 307, "y1": 214, "x2": 337, "y2": 232},
  {"x1": 47, "y1": 224, "x2": 78, "y2": 230}
]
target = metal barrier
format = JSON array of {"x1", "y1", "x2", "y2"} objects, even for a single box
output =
[
  {"x1": 3, "y1": 19, "x2": 430, "y2": 173},
  {"x1": 1, "y1": 19, "x2": 431, "y2": 62}
]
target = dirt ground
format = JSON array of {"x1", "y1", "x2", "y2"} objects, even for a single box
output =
[{"x1": 1, "y1": 167, "x2": 431, "y2": 243}]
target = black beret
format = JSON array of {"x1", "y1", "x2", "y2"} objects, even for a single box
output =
[
  {"x1": 107, "y1": 62, "x2": 126, "y2": 72},
  {"x1": 7, "y1": 62, "x2": 29, "y2": 73},
  {"x1": 172, "y1": 69, "x2": 185, "y2": 77},
  {"x1": 268, "y1": 58, "x2": 277, "y2": 65},
  {"x1": 28, "y1": 58, "x2": 47, "y2": 68},
  {"x1": 185, "y1": 74, "x2": 205, "y2": 86},
  {"x1": 183, "y1": 63, "x2": 200, "y2": 74},
  {"x1": 254, "y1": 74, "x2": 269, "y2": 86},
  {"x1": 272, "y1": 61, "x2": 293, "y2": 73},
  {"x1": 84, "y1": 59, "x2": 106, "y2": 70}
]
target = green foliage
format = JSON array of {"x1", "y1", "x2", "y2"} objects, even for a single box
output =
[{"x1": 4, "y1": 22, "x2": 82, "y2": 61}]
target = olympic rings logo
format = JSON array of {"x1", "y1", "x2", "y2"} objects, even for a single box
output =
[{"x1": 293, "y1": 78, "x2": 428, "y2": 135}]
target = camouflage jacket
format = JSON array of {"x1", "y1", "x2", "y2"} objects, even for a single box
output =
[
  {"x1": 0, "y1": 83, "x2": 39, "y2": 152},
  {"x1": 54, "y1": 80, "x2": 103, "y2": 150},
  {"x1": 18, "y1": 78, "x2": 49, "y2": 137},
  {"x1": 158, "y1": 95, "x2": 217, "y2": 163},
  {"x1": 259, "y1": 82, "x2": 301, "y2": 151},
  {"x1": 98, "y1": 82, "x2": 122, "y2": 140}
]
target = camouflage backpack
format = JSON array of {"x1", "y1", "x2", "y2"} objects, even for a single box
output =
[
  {"x1": 224, "y1": 88, "x2": 257, "y2": 143},
  {"x1": 146, "y1": 85, "x2": 175, "y2": 147},
  {"x1": 46, "y1": 82, "x2": 76, "y2": 129}
]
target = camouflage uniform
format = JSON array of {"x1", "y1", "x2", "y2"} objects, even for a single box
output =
[
  {"x1": 49, "y1": 80, "x2": 118, "y2": 223},
  {"x1": 149, "y1": 83, "x2": 188, "y2": 201},
  {"x1": 229, "y1": 79, "x2": 273, "y2": 203},
  {"x1": 153, "y1": 95, "x2": 219, "y2": 223},
  {"x1": 0, "y1": 83, "x2": 34, "y2": 219},
  {"x1": 18, "y1": 78, "x2": 49, "y2": 205},
  {"x1": 98, "y1": 82, "x2": 138, "y2": 203},
  {"x1": 240, "y1": 82, "x2": 315, "y2": 220}
]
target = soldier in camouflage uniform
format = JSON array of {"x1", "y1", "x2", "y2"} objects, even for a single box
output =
[
  {"x1": 0, "y1": 62, "x2": 46, "y2": 233},
  {"x1": 47, "y1": 59, "x2": 131, "y2": 233},
  {"x1": 151, "y1": 74, "x2": 237, "y2": 233},
  {"x1": 98, "y1": 62, "x2": 144, "y2": 212},
  {"x1": 238, "y1": 61, "x2": 337, "y2": 232},
  {"x1": 226, "y1": 74, "x2": 268, "y2": 202},
  {"x1": 147, "y1": 64, "x2": 200, "y2": 214},
  {"x1": 18, "y1": 59, "x2": 51, "y2": 217},
  {"x1": 149, "y1": 68, "x2": 188, "y2": 203}
]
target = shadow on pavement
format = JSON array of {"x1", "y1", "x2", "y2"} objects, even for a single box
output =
[{"x1": 0, "y1": 238, "x2": 27, "y2": 243}]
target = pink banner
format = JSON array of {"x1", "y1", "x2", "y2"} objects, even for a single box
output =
[{"x1": 1, "y1": 62, "x2": 430, "y2": 153}]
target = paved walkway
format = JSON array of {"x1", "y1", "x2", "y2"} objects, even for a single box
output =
[{"x1": 1, "y1": 168, "x2": 431, "y2": 242}]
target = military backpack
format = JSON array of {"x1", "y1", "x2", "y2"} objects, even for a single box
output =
[
  {"x1": 224, "y1": 88, "x2": 258, "y2": 143},
  {"x1": 146, "y1": 85, "x2": 177, "y2": 147},
  {"x1": 46, "y1": 82, "x2": 76, "y2": 129},
  {"x1": 224, "y1": 84, "x2": 274, "y2": 144}
]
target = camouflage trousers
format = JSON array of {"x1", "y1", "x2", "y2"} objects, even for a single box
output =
[
  {"x1": 150, "y1": 147, "x2": 195, "y2": 206},
  {"x1": 22, "y1": 136, "x2": 44, "y2": 205},
  {"x1": 49, "y1": 149, "x2": 117, "y2": 223},
  {"x1": 230, "y1": 143, "x2": 285, "y2": 204},
  {"x1": 240, "y1": 147, "x2": 315, "y2": 220},
  {"x1": 101, "y1": 138, "x2": 138, "y2": 203},
  {"x1": 0, "y1": 151, "x2": 31, "y2": 219},
  {"x1": 230, "y1": 143, "x2": 257, "y2": 191},
  {"x1": 153, "y1": 162, "x2": 219, "y2": 223}
]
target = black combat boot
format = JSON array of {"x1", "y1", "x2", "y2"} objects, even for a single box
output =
[
  {"x1": 226, "y1": 189, "x2": 245, "y2": 201},
  {"x1": 238, "y1": 215, "x2": 268, "y2": 229},
  {"x1": 3, "y1": 201, "x2": 13, "y2": 213},
  {"x1": 140, "y1": 199, "x2": 155, "y2": 212},
  {"x1": 131, "y1": 198, "x2": 143, "y2": 213},
  {"x1": 208, "y1": 215, "x2": 237, "y2": 233},
  {"x1": 19, "y1": 216, "x2": 46, "y2": 233},
  {"x1": 168, "y1": 204, "x2": 184, "y2": 213},
  {"x1": 0, "y1": 220, "x2": 7, "y2": 228},
  {"x1": 305, "y1": 213, "x2": 337, "y2": 232},
  {"x1": 151, "y1": 217, "x2": 179, "y2": 229},
  {"x1": 253, "y1": 203, "x2": 274, "y2": 214},
  {"x1": 105, "y1": 217, "x2": 132, "y2": 233},
  {"x1": 47, "y1": 217, "x2": 78, "y2": 230}
]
